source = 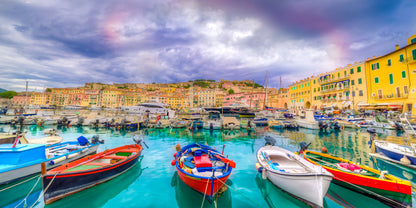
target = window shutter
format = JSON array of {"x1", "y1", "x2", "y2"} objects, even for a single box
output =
[{"x1": 376, "y1": 63, "x2": 379, "y2": 69}]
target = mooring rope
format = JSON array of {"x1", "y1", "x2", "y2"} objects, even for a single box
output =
[
  {"x1": 29, "y1": 171, "x2": 59, "y2": 208},
  {"x1": 214, "y1": 176, "x2": 264, "y2": 207},
  {"x1": 200, "y1": 177, "x2": 211, "y2": 208},
  {"x1": 0, "y1": 174, "x2": 40, "y2": 193},
  {"x1": 13, "y1": 175, "x2": 42, "y2": 208}
]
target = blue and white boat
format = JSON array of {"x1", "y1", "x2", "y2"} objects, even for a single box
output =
[
  {"x1": 368, "y1": 129, "x2": 416, "y2": 169},
  {"x1": 0, "y1": 136, "x2": 101, "y2": 185}
]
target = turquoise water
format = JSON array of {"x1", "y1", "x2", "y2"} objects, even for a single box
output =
[{"x1": 1, "y1": 125, "x2": 415, "y2": 208}]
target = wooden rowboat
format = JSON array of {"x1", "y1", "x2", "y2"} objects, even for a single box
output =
[
  {"x1": 172, "y1": 143, "x2": 236, "y2": 202},
  {"x1": 303, "y1": 150, "x2": 412, "y2": 207},
  {"x1": 42, "y1": 144, "x2": 142, "y2": 204}
]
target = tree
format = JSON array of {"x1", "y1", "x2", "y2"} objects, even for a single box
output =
[
  {"x1": 228, "y1": 89, "x2": 234, "y2": 94},
  {"x1": 45, "y1": 88, "x2": 52, "y2": 92},
  {"x1": 0, "y1": 91, "x2": 17, "y2": 99}
]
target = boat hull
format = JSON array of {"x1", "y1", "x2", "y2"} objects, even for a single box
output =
[
  {"x1": 0, "y1": 143, "x2": 99, "y2": 185},
  {"x1": 42, "y1": 148, "x2": 141, "y2": 204},
  {"x1": 176, "y1": 165, "x2": 230, "y2": 200},
  {"x1": 266, "y1": 170, "x2": 332, "y2": 207},
  {"x1": 304, "y1": 151, "x2": 412, "y2": 207},
  {"x1": 374, "y1": 141, "x2": 416, "y2": 165}
]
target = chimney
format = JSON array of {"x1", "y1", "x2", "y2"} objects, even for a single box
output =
[{"x1": 396, "y1": 45, "x2": 399, "y2": 50}]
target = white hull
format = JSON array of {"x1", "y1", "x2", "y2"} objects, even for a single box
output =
[
  {"x1": 0, "y1": 144, "x2": 99, "y2": 185},
  {"x1": 257, "y1": 145, "x2": 333, "y2": 207},
  {"x1": 296, "y1": 120, "x2": 319, "y2": 130}
]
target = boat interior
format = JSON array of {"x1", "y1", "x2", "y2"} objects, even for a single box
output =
[
  {"x1": 179, "y1": 147, "x2": 233, "y2": 178},
  {"x1": 260, "y1": 151, "x2": 309, "y2": 173}
]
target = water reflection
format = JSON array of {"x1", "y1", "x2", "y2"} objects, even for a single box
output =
[
  {"x1": 171, "y1": 172, "x2": 232, "y2": 208},
  {"x1": 0, "y1": 175, "x2": 42, "y2": 208},
  {"x1": 46, "y1": 158, "x2": 144, "y2": 208}
]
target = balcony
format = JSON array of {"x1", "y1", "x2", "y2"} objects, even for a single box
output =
[
  {"x1": 320, "y1": 86, "x2": 350, "y2": 93},
  {"x1": 318, "y1": 74, "x2": 350, "y2": 84},
  {"x1": 373, "y1": 93, "x2": 408, "y2": 100}
]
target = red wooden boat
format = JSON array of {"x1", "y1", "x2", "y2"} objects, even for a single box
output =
[
  {"x1": 171, "y1": 143, "x2": 236, "y2": 201},
  {"x1": 302, "y1": 150, "x2": 412, "y2": 207},
  {"x1": 42, "y1": 144, "x2": 142, "y2": 204}
]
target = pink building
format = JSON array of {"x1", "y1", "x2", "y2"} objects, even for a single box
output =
[
  {"x1": 223, "y1": 92, "x2": 266, "y2": 109},
  {"x1": 12, "y1": 96, "x2": 30, "y2": 106}
]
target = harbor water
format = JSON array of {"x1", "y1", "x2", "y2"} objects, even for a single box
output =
[{"x1": 1, "y1": 125, "x2": 415, "y2": 208}]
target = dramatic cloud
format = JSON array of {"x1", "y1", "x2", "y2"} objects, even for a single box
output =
[{"x1": 0, "y1": 0, "x2": 415, "y2": 91}]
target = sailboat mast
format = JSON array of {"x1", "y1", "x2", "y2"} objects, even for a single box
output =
[
  {"x1": 249, "y1": 80, "x2": 254, "y2": 109},
  {"x1": 264, "y1": 72, "x2": 268, "y2": 109}
]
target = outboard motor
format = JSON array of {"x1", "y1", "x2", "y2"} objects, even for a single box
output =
[
  {"x1": 332, "y1": 121, "x2": 340, "y2": 130},
  {"x1": 91, "y1": 135, "x2": 104, "y2": 144},
  {"x1": 393, "y1": 121, "x2": 404, "y2": 131},
  {"x1": 92, "y1": 119, "x2": 99, "y2": 126},
  {"x1": 133, "y1": 135, "x2": 148, "y2": 148},
  {"x1": 17, "y1": 116, "x2": 24, "y2": 126},
  {"x1": 299, "y1": 141, "x2": 312, "y2": 152},
  {"x1": 77, "y1": 117, "x2": 84, "y2": 126},
  {"x1": 210, "y1": 122, "x2": 213, "y2": 130},
  {"x1": 121, "y1": 118, "x2": 127, "y2": 128},
  {"x1": 318, "y1": 121, "x2": 328, "y2": 130},
  {"x1": 264, "y1": 136, "x2": 276, "y2": 146}
]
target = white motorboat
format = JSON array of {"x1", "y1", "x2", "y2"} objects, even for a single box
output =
[
  {"x1": 256, "y1": 144, "x2": 333, "y2": 207},
  {"x1": 203, "y1": 119, "x2": 222, "y2": 130},
  {"x1": 295, "y1": 110, "x2": 320, "y2": 130},
  {"x1": 222, "y1": 117, "x2": 240, "y2": 130}
]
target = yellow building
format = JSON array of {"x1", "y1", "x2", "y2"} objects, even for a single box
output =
[
  {"x1": 215, "y1": 91, "x2": 224, "y2": 107},
  {"x1": 288, "y1": 78, "x2": 312, "y2": 111},
  {"x1": 100, "y1": 89, "x2": 122, "y2": 107},
  {"x1": 365, "y1": 35, "x2": 416, "y2": 113},
  {"x1": 311, "y1": 61, "x2": 367, "y2": 111}
]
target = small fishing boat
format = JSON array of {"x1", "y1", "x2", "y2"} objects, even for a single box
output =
[
  {"x1": 256, "y1": 141, "x2": 333, "y2": 207},
  {"x1": 171, "y1": 143, "x2": 236, "y2": 202},
  {"x1": 0, "y1": 136, "x2": 101, "y2": 185},
  {"x1": 268, "y1": 119, "x2": 284, "y2": 129},
  {"x1": 303, "y1": 147, "x2": 412, "y2": 207},
  {"x1": 172, "y1": 120, "x2": 190, "y2": 128},
  {"x1": 295, "y1": 110, "x2": 320, "y2": 130},
  {"x1": 42, "y1": 143, "x2": 143, "y2": 204},
  {"x1": 252, "y1": 117, "x2": 268, "y2": 127},
  {"x1": 240, "y1": 119, "x2": 255, "y2": 130},
  {"x1": 202, "y1": 119, "x2": 222, "y2": 130}
]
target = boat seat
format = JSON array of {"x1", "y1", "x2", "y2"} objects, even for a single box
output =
[
  {"x1": 194, "y1": 155, "x2": 212, "y2": 168},
  {"x1": 84, "y1": 162, "x2": 110, "y2": 166},
  {"x1": 182, "y1": 157, "x2": 195, "y2": 169},
  {"x1": 102, "y1": 156, "x2": 127, "y2": 160}
]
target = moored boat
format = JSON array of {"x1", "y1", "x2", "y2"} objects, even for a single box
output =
[
  {"x1": 42, "y1": 143, "x2": 143, "y2": 204},
  {"x1": 303, "y1": 148, "x2": 412, "y2": 207},
  {"x1": 256, "y1": 141, "x2": 333, "y2": 207},
  {"x1": 0, "y1": 136, "x2": 101, "y2": 186},
  {"x1": 172, "y1": 143, "x2": 236, "y2": 202}
]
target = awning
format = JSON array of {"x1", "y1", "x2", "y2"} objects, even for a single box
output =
[{"x1": 343, "y1": 101, "x2": 352, "y2": 107}]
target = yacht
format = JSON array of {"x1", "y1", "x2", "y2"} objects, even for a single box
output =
[{"x1": 123, "y1": 100, "x2": 175, "y2": 117}]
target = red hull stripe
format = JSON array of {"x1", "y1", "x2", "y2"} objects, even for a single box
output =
[{"x1": 46, "y1": 153, "x2": 140, "y2": 179}]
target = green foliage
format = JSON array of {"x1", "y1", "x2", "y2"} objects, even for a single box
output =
[
  {"x1": 147, "y1": 88, "x2": 153, "y2": 91},
  {"x1": 219, "y1": 83, "x2": 223, "y2": 88},
  {"x1": 228, "y1": 89, "x2": 234, "y2": 94},
  {"x1": 184, "y1": 85, "x2": 191, "y2": 89},
  {"x1": 0, "y1": 91, "x2": 17, "y2": 99},
  {"x1": 254, "y1": 83, "x2": 263, "y2": 88},
  {"x1": 45, "y1": 88, "x2": 52, "y2": 92}
]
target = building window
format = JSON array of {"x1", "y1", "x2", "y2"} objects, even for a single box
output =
[
  {"x1": 359, "y1": 90, "x2": 363, "y2": 96},
  {"x1": 411, "y1": 38, "x2": 416, "y2": 44},
  {"x1": 357, "y1": 66, "x2": 361, "y2": 73},
  {"x1": 389, "y1": 74, "x2": 393, "y2": 84},
  {"x1": 350, "y1": 68, "x2": 354, "y2": 74},
  {"x1": 338, "y1": 73, "x2": 340, "y2": 78},
  {"x1": 351, "y1": 80, "x2": 355, "y2": 85},
  {"x1": 314, "y1": 80, "x2": 316, "y2": 84},
  {"x1": 375, "y1": 77, "x2": 379, "y2": 84},
  {"x1": 372, "y1": 63, "x2": 379, "y2": 70},
  {"x1": 358, "y1": 78, "x2": 362, "y2": 84},
  {"x1": 387, "y1": 59, "x2": 391, "y2": 66},
  {"x1": 402, "y1": 71, "x2": 406, "y2": 78},
  {"x1": 404, "y1": 86, "x2": 409, "y2": 94},
  {"x1": 413, "y1": 49, "x2": 416, "y2": 60},
  {"x1": 400, "y1": 54, "x2": 404, "y2": 62},
  {"x1": 344, "y1": 71, "x2": 346, "y2": 76},
  {"x1": 378, "y1": 89, "x2": 383, "y2": 99}
]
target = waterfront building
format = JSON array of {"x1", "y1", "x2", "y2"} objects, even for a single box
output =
[
  {"x1": 268, "y1": 88, "x2": 289, "y2": 109},
  {"x1": 288, "y1": 78, "x2": 312, "y2": 111},
  {"x1": 311, "y1": 62, "x2": 367, "y2": 111},
  {"x1": 365, "y1": 35, "x2": 416, "y2": 114},
  {"x1": 11, "y1": 95, "x2": 30, "y2": 106}
]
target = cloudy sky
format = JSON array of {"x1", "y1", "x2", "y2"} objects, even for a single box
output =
[{"x1": 1, "y1": 0, "x2": 415, "y2": 91}]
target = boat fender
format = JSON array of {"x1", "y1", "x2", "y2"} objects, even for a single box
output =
[
  {"x1": 68, "y1": 153, "x2": 79, "y2": 159},
  {"x1": 255, "y1": 163, "x2": 263, "y2": 173},
  {"x1": 173, "y1": 152, "x2": 177, "y2": 159},
  {"x1": 400, "y1": 156, "x2": 411, "y2": 165},
  {"x1": 321, "y1": 147, "x2": 328, "y2": 153},
  {"x1": 262, "y1": 168, "x2": 267, "y2": 180},
  {"x1": 50, "y1": 156, "x2": 66, "y2": 165},
  {"x1": 171, "y1": 160, "x2": 176, "y2": 166}
]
